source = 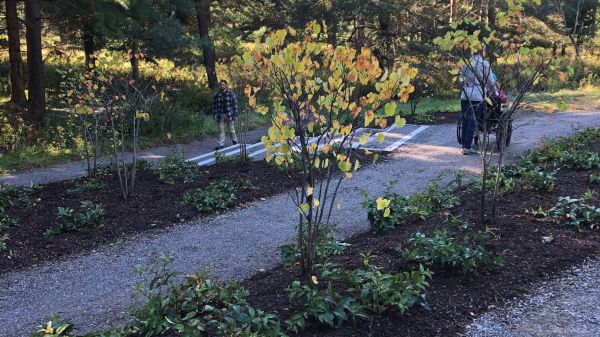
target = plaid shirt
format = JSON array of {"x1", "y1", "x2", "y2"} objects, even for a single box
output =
[{"x1": 212, "y1": 89, "x2": 239, "y2": 121}]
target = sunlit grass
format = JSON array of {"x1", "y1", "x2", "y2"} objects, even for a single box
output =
[{"x1": 524, "y1": 86, "x2": 600, "y2": 112}]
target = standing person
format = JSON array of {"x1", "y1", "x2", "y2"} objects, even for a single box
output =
[
  {"x1": 459, "y1": 45, "x2": 496, "y2": 155},
  {"x1": 213, "y1": 79, "x2": 239, "y2": 150}
]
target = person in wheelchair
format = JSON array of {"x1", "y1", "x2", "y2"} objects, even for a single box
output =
[{"x1": 459, "y1": 45, "x2": 497, "y2": 155}]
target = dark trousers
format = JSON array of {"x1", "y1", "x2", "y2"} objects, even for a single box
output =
[{"x1": 461, "y1": 100, "x2": 484, "y2": 149}]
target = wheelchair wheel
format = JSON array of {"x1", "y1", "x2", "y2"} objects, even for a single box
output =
[
  {"x1": 456, "y1": 118, "x2": 463, "y2": 145},
  {"x1": 496, "y1": 119, "x2": 513, "y2": 150}
]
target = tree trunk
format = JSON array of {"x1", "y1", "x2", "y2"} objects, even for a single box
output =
[
  {"x1": 130, "y1": 41, "x2": 139, "y2": 82},
  {"x1": 83, "y1": 29, "x2": 96, "y2": 70},
  {"x1": 480, "y1": 0, "x2": 490, "y2": 25},
  {"x1": 449, "y1": 0, "x2": 454, "y2": 24},
  {"x1": 24, "y1": 0, "x2": 45, "y2": 124},
  {"x1": 6, "y1": 0, "x2": 26, "y2": 105},
  {"x1": 488, "y1": 0, "x2": 496, "y2": 27},
  {"x1": 194, "y1": 0, "x2": 218, "y2": 90}
]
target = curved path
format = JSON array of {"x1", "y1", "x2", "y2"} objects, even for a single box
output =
[{"x1": 1, "y1": 111, "x2": 599, "y2": 336}]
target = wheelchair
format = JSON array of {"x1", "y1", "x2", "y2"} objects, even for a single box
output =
[{"x1": 456, "y1": 101, "x2": 513, "y2": 150}]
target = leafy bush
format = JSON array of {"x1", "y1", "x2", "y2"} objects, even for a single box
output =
[
  {"x1": 521, "y1": 169, "x2": 556, "y2": 192},
  {"x1": 362, "y1": 178, "x2": 459, "y2": 233},
  {"x1": 30, "y1": 317, "x2": 74, "y2": 337},
  {"x1": 480, "y1": 159, "x2": 556, "y2": 193},
  {"x1": 589, "y1": 174, "x2": 600, "y2": 185},
  {"x1": 401, "y1": 228, "x2": 502, "y2": 274},
  {"x1": 345, "y1": 254, "x2": 431, "y2": 314},
  {"x1": 65, "y1": 180, "x2": 108, "y2": 195},
  {"x1": 547, "y1": 193, "x2": 600, "y2": 230},
  {"x1": 0, "y1": 233, "x2": 12, "y2": 259},
  {"x1": 280, "y1": 225, "x2": 349, "y2": 267},
  {"x1": 183, "y1": 178, "x2": 253, "y2": 213},
  {"x1": 559, "y1": 151, "x2": 600, "y2": 170},
  {"x1": 153, "y1": 150, "x2": 200, "y2": 184},
  {"x1": 44, "y1": 201, "x2": 105, "y2": 237},
  {"x1": 285, "y1": 281, "x2": 367, "y2": 332},
  {"x1": 130, "y1": 254, "x2": 283, "y2": 337},
  {"x1": 0, "y1": 183, "x2": 34, "y2": 213},
  {"x1": 96, "y1": 159, "x2": 153, "y2": 176}
]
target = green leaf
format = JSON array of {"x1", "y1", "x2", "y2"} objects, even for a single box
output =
[{"x1": 384, "y1": 102, "x2": 396, "y2": 116}]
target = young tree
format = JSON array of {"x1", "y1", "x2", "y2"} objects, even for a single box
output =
[
  {"x1": 24, "y1": 0, "x2": 45, "y2": 124},
  {"x1": 5, "y1": 0, "x2": 26, "y2": 105},
  {"x1": 434, "y1": 0, "x2": 556, "y2": 223},
  {"x1": 240, "y1": 22, "x2": 416, "y2": 277}
]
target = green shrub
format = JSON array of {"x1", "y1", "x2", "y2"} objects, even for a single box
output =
[
  {"x1": 280, "y1": 225, "x2": 349, "y2": 267},
  {"x1": 285, "y1": 281, "x2": 367, "y2": 332},
  {"x1": 96, "y1": 160, "x2": 153, "y2": 177},
  {"x1": 130, "y1": 254, "x2": 283, "y2": 337},
  {"x1": 589, "y1": 173, "x2": 600, "y2": 185},
  {"x1": 153, "y1": 150, "x2": 200, "y2": 184},
  {"x1": 65, "y1": 180, "x2": 108, "y2": 195},
  {"x1": 30, "y1": 316, "x2": 74, "y2": 337},
  {"x1": 0, "y1": 183, "x2": 34, "y2": 213},
  {"x1": 0, "y1": 233, "x2": 12, "y2": 259},
  {"x1": 345, "y1": 254, "x2": 431, "y2": 314},
  {"x1": 183, "y1": 178, "x2": 253, "y2": 213},
  {"x1": 559, "y1": 151, "x2": 600, "y2": 170},
  {"x1": 401, "y1": 228, "x2": 502, "y2": 275},
  {"x1": 547, "y1": 193, "x2": 600, "y2": 230},
  {"x1": 44, "y1": 201, "x2": 105, "y2": 237},
  {"x1": 362, "y1": 178, "x2": 459, "y2": 233}
]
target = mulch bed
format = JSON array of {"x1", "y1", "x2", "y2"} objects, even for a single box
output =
[
  {"x1": 240, "y1": 167, "x2": 600, "y2": 336},
  {"x1": 1, "y1": 160, "x2": 298, "y2": 274}
]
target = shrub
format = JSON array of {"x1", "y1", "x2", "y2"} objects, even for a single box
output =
[
  {"x1": 362, "y1": 178, "x2": 459, "y2": 233},
  {"x1": 547, "y1": 193, "x2": 600, "y2": 230},
  {"x1": 153, "y1": 150, "x2": 200, "y2": 184},
  {"x1": 0, "y1": 234, "x2": 11, "y2": 259},
  {"x1": 401, "y1": 228, "x2": 502, "y2": 275},
  {"x1": 183, "y1": 178, "x2": 253, "y2": 213},
  {"x1": 345, "y1": 254, "x2": 431, "y2": 314},
  {"x1": 589, "y1": 174, "x2": 600, "y2": 185},
  {"x1": 280, "y1": 225, "x2": 349, "y2": 267},
  {"x1": 30, "y1": 316, "x2": 74, "y2": 337},
  {"x1": 44, "y1": 201, "x2": 105, "y2": 237},
  {"x1": 285, "y1": 281, "x2": 367, "y2": 332},
  {"x1": 559, "y1": 151, "x2": 600, "y2": 170},
  {"x1": 0, "y1": 183, "x2": 34, "y2": 213},
  {"x1": 130, "y1": 254, "x2": 283, "y2": 337},
  {"x1": 65, "y1": 180, "x2": 108, "y2": 195}
]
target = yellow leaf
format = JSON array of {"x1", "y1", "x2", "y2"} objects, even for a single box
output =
[
  {"x1": 306, "y1": 186, "x2": 314, "y2": 196},
  {"x1": 353, "y1": 159, "x2": 360, "y2": 171},
  {"x1": 375, "y1": 198, "x2": 391, "y2": 210},
  {"x1": 365, "y1": 110, "x2": 375, "y2": 127},
  {"x1": 394, "y1": 116, "x2": 406, "y2": 128},
  {"x1": 384, "y1": 102, "x2": 396, "y2": 116},
  {"x1": 359, "y1": 132, "x2": 371, "y2": 145},
  {"x1": 300, "y1": 203, "x2": 310, "y2": 213},
  {"x1": 338, "y1": 160, "x2": 352, "y2": 172},
  {"x1": 383, "y1": 207, "x2": 391, "y2": 217},
  {"x1": 256, "y1": 105, "x2": 269, "y2": 115},
  {"x1": 376, "y1": 133, "x2": 385, "y2": 143},
  {"x1": 313, "y1": 198, "x2": 320, "y2": 207}
]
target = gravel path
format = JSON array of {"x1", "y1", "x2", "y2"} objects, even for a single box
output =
[
  {"x1": 0, "y1": 111, "x2": 599, "y2": 336},
  {"x1": 0, "y1": 129, "x2": 268, "y2": 186},
  {"x1": 466, "y1": 257, "x2": 600, "y2": 337}
]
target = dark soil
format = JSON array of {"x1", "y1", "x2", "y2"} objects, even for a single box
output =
[
  {"x1": 241, "y1": 167, "x2": 600, "y2": 337},
  {"x1": 1, "y1": 160, "x2": 297, "y2": 274},
  {"x1": 403, "y1": 111, "x2": 460, "y2": 125}
]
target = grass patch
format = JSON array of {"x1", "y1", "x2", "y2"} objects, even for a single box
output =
[{"x1": 524, "y1": 86, "x2": 600, "y2": 112}]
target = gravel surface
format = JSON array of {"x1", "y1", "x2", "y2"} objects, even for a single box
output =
[
  {"x1": 466, "y1": 257, "x2": 600, "y2": 337},
  {"x1": 0, "y1": 129, "x2": 268, "y2": 186},
  {"x1": 1, "y1": 111, "x2": 599, "y2": 336}
]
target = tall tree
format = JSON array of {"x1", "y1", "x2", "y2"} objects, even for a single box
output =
[
  {"x1": 5, "y1": 0, "x2": 26, "y2": 105},
  {"x1": 194, "y1": 0, "x2": 217, "y2": 89},
  {"x1": 24, "y1": 0, "x2": 45, "y2": 124}
]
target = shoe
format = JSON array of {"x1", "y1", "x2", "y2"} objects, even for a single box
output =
[
  {"x1": 232, "y1": 141, "x2": 238, "y2": 145},
  {"x1": 462, "y1": 148, "x2": 477, "y2": 155},
  {"x1": 215, "y1": 145, "x2": 224, "y2": 151}
]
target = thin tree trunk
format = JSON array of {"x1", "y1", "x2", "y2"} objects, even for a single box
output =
[
  {"x1": 6, "y1": 0, "x2": 26, "y2": 105},
  {"x1": 481, "y1": 0, "x2": 490, "y2": 25},
  {"x1": 488, "y1": 0, "x2": 496, "y2": 27},
  {"x1": 194, "y1": 0, "x2": 218, "y2": 89},
  {"x1": 25, "y1": 0, "x2": 45, "y2": 125},
  {"x1": 83, "y1": 29, "x2": 96, "y2": 70},
  {"x1": 449, "y1": 0, "x2": 454, "y2": 24},
  {"x1": 130, "y1": 41, "x2": 140, "y2": 82}
]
